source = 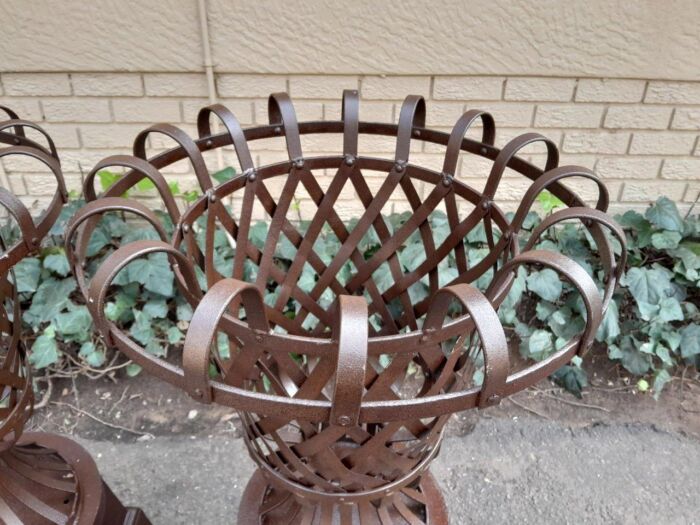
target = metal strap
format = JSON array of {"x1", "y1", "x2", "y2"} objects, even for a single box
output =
[
  {"x1": 329, "y1": 295, "x2": 368, "y2": 427},
  {"x1": 182, "y1": 278, "x2": 269, "y2": 403}
]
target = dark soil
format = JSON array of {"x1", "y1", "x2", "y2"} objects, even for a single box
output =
[{"x1": 29, "y1": 347, "x2": 700, "y2": 444}]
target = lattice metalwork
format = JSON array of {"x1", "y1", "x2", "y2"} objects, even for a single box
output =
[
  {"x1": 0, "y1": 107, "x2": 150, "y2": 525},
  {"x1": 69, "y1": 91, "x2": 626, "y2": 524}
]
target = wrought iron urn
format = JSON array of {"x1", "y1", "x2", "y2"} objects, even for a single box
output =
[
  {"x1": 0, "y1": 107, "x2": 150, "y2": 524},
  {"x1": 68, "y1": 92, "x2": 626, "y2": 524}
]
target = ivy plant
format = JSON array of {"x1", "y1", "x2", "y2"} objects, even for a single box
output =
[{"x1": 9, "y1": 175, "x2": 699, "y2": 400}]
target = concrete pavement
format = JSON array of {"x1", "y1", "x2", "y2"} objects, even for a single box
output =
[{"x1": 79, "y1": 417, "x2": 700, "y2": 524}]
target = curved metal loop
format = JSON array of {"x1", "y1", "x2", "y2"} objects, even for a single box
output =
[
  {"x1": 14, "y1": 432, "x2": 106, "y2": 524},
  {"x1": 65, "y1": 197, "x2": 169, "y2": 298},
  {"x1": 423, "y1": 283, "x2": 509, "y2": 408},
  {"x1": 329, "y1": 295, "x2": 368, "y2": 427},
  {"x1": 182, "y1": 278, "x2": 269, "y2": 403},
  {"x1": 0, "y1": 358, "x2": 33, "y2": 452},
  {"x1": 133, "y1": 123, "x2": 213, "y2": 191},
  {"x1": 483, "y1": 132, "x2": 559, "y2": 200},
  {"x1": 83, "y1": 154, "x2": 181, "y2": 222},
  {"x1": 509, "y1": 165, "x2": 609, "y2": 234},
  {"x1": 442, "y1": 110, "x2": 496, "y2": 177},
  {"x1": 0, "y1": 187, "x2": 39, "y2": 249},
  {"x1": 0, "y1": 146, "x2": 67, "y2": 247},
  {"x1": 0, "y1": 105, "x2": 22, "y2": 128},
  {"x1": 0, "y1": 119, "x2": 59, "y2": 158},
  {"x1": 524, "y1": 207, "x2": 627, "y2": 312},
  {"x1": 197, "y1": 103, "x2": 255, "y2": 174},
  {"x1": 394, "y1": 95, "x2": 426, "y2": 164},
  {"x1": 0, "y1": 145, "x2": 66, "y2": 199},
  {"x1": 489, "y1": 250, "x2": 603, "y2": 357},
  {"x1": 268, "y1": 92, "x2": 303, "y2": 161},
  {"x1": 341, "y1": 89, "x2": 360, "y2": 158},
  {"x1": 88, "y1": 240, "x2": 202, "y2": 344}
]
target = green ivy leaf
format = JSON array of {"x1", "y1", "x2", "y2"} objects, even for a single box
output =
[
  {"x1": 551, "y1": 364, "x2": 588, "y2": 398},
  {"x1": 651, "y1": 231, "x2": 682, "y2": 250},
  {"x1": 29, "y1": 326, "x2": 59, "y2": 369},
  {"x1": 98, "y1": 170, "x2": 122, "y2": 192},
  {"x1": 537, "y1": 190, "x2": 565, "y2": 215},
  {"x1": 143, "y1": 298, "x2": 168, "y2": 318},
  {"x1": 658, "y1": 297, "x2": 683, "y2": 322},
  {"x1": 136, "y1": 178, "x2": 156, "y2": 191},
  {"x1": 596, "y1": 299, "x2": 620, "y2": 343},
  {"x1": 526, "y1": 268, "x2": 562, "y2": 302},
  {"x1": 146, "y1": 339, "x2": 166, "y2": 357},
  {"x1": 126, "y1": 253, "x2": 174, "y2": 296},
  {"x1": 637, "y1": 301, "x2": 660, "y2": 321},
  {"x1": 249, "y1": 222, "x2": 268, "y2": 250},
  {"x1": 79, "y1": 341, "x2": 105, "y2": 368},
  {"x1": 167, "y1": 325, "x2": 183, "y2": 344},
  {"x1": 680, "y1": 324, "x2": 700, "y2": 359},
  {"x1": 14, "y1": 257, "x2": 41, "y2": 293},
  {"x1": 645, "y1": 196, "x2": 684, "y2": 232},
  {"x1": 86, "y1": 226, "x2": 111, "y2": 256},
  {"x1": 216, "y1": 332, "x2": 230, "y2": 359},
  {"x1": 54, "y1": 305, "x2": 93, "y2": 342},
  {"x1": 176, "y1": 301, "x2": 193, "y2": 322},
  {"x1": 212, "y1": 167, "x2": 236, "y2": 184},
  {"x1": 43, "y1": 252, "x2": 71, "y2": 276},
  {"x1": 105, "y1": 291, "x2": 137, "y2": 323},
  {"x1": 524, "y1": 329, "x2": 554, "y2": 361},
  {"x1": 126, "y1": 363, "x2": 142, "y2": 377},
  {"x1": 622, "y1": 267, "x2": 674, "y2": 306},
  {"x1": 652, "y1": 369, "x2": 672, "y2": 399},
  {"x1": 610, "y1": 336, "x2": 652, "y2": 375},
  {"x1": 130, "y1": 310, "x2": 154, "y2": 346},
  {"x1": 23, "y1": 278, "x2": 76, "y2": 325}
]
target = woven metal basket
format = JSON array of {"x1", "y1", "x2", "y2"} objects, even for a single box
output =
[{"x1": 68, "y1": 91, "x2": 625, "y2": 524}]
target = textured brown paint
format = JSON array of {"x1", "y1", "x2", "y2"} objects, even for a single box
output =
[
  {"x1": 71, "y1": 91, "x2": 625, "y2": 524},
  {"x1": 0, "y1": 110, "x2": 150, "y2": 524}
]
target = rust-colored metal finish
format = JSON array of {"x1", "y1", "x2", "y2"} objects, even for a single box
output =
[
  {"x1": 69, "y1": 91, "x2": 625, "y2": 524},
  {"x1": 0, "y1": 109, "x2": 151, "y2": 525}
]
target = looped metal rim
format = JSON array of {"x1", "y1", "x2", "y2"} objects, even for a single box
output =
[{"x1": 70, "y1": 92, "x2": 625, "y2": 425}]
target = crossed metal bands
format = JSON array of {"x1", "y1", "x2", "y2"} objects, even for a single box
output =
[
  {"x1": 0, "y1": 107, "x2": 150, "y2": 524},
  {"x1": 3, "y1": 90, "x2": 626, "y2": 525}
]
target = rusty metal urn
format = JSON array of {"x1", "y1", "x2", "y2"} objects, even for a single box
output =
[
  {"x1": 0, "y1": 107, "x2": 150, "y2": 524},
  {"x1": 68, "y1": 92, "x2": 625, "y2": 524}
]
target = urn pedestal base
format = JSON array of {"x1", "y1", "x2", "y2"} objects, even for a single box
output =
[
  {"x1": 238, "y1": 469, "x2": 448, "y2": 525},
  {"x1": 0, "y1": 432, "x2": 151, "y2": 525}
]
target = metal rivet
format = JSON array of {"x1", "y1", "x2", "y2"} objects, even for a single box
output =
[
  {"x1": 88, "y1": 297, "x2": 94, "y2": 304},
  {"x1": 208, "y1": 193, "x2": 217, "y2": 203},
  {"x1": 480, "y1": 146, "x2": 488, "y2": 155},
  {"x1": 344, "y1": 154, "x2": 355, "y2": 167},
  {"x1": 337, "y1": 415, "x2": 352, "y2": 426},
  {"x1": 293, "y1": 158, "x2": 304, "y2": 169},
  {"x1": 206, "y1": 139, "x2": 213, "y2": 148},
  {"x1": 193, "y1": 388, "x2": 203, "y2": 398},
  {"x1": 413, "y1": 130, "x2": 421, "y2": 137},
  {"x1": 13, "y1": 138, "x2": 20, "y2": 145},
  {"x1": 182, "y1": 223, "x2": 190, "y2": 233},
  {"x1": 274, "y1": 126, "x2": 281, "y2": 134},
  {"x1": 245, "y1": 169, "x2": 257, "y2": 182},
  {"x1": 481, "y1": 200, "x2": 490, "y2": 210},
  {"x1": 395, "y1": 162, "x2": 405, "y2": 173},
  {"x1": 487, "y1": 394, "x2": 500, "y2": 405},
  {"x1": 255, "y1": 334, "x2": 264, "y2": 343},
  {"x1": 442, "y1": 175, "x2": 452, "y2": 187}
]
